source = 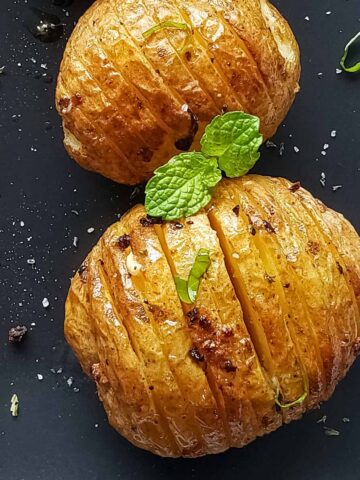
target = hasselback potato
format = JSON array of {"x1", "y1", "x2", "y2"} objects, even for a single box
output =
[
  {"x1": 56, "y1": 0, "x2": 300, "y2": 185},
  {"x1": 65, "y1": 175, "x2": 360, "y2": 457}
]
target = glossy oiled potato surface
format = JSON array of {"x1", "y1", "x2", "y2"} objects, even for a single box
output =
[
  {"x1": 65, "y1": 175, "x2": 360, "y2": 457},
  {"x1": 56, "y1": 0, "x2": 300, "y2": 184}
]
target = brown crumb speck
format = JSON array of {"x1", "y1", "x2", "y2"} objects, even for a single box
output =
[
  {"x1": 118, "y1": 234, "x2": 131, "y2": 250},
  {"x1": 8, "y1": 325, "x2": 28, "y2": 343}
]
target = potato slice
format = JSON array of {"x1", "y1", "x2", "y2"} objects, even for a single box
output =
[
  {"x1": 144, "y1": 0, "x2": 244, "y2": 115},
  {"x1": 212, "y1": 0, "x2": 299, "y2": 122},
  {"x1": 248, "y1": 175, "x2": 350, "y2": 393},
  {"x1": 179, "y1": 0, "x2": 276, "y2": 135},
  {"x1": 65, "y1": 253, "x2": 100, "y2": 376},
  {"x1": 290, "y1": 182, "x2": 360, "y2": 314},
  {"x1": 160, "y1": 211, "x2": 281, "y2": 446},
  {"x1": 274, "y1": 178, "x2": 359, "y2": 366},
  {"x1": 101, "y1": 212, "x2": 229, "y2": 455},
  {"x1": 231, "y1": 182, "x2": 326, "y2": 406},
  {"x1": 117, "y1": 0, "x2": 219, "y2": 122},
  {"x1": 95, "y1": 0, "x2": 189, "y2": 135},
  {"x1": 208, "y1": 182, "x2": 306, "y2": 420},
  {"x1": 62, "y1": 14, "x2": 170, "y2": 177},
  {"x1": 89, "y1": 246, "x2": 178, "y2": 455},
  {"x1": 123, "y1": 205, "x2": 229, "y2": 454},
  {"x1": 65, "y1": 248, "x2": 174, "y2": 456}
]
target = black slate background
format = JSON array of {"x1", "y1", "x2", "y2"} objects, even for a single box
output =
[{"x1": 0, "y1": 1, "x2": 359, "y2": 479}]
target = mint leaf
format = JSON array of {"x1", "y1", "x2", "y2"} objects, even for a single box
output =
[
  {"x1": 145, "y1": 153, "x2": 222, "y2": 220},
  {"x1": 200, "y1": 111, "x2": 262, "y2": 177},
  {"x1": 340, "y1": 32, "x2": 360, "y2": 73}
]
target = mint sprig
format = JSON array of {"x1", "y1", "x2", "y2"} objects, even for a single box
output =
[{"x1": 145, "y1": 111, "x2": 262, "y2": 220}]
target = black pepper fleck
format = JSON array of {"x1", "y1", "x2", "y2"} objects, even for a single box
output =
[
  {"x1": 140, "y1": 216, "x2": 163, "y2": 227},
  {"x1": 189, "y1": 347, "x2": 204, "y2": 362},
  {"x1": 232, "y1": 205, "x2": 240, "y2": 216},
  {"x1": 223, "y1": 360, "x2": 237, "y2": 372},
  {"x1": 336, "y1": 262, "x2": 344, "y2": 274},
  {"x1": 263, "y1": 220, "x2": 276, "y2": 234}
]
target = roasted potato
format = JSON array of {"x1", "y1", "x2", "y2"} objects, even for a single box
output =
[
  {"x1": 65, "y1": 175, "x2": 360, "y2": 457},
  {"x1": 56, "y1": 0, "x2": 300, "y2": 185}
]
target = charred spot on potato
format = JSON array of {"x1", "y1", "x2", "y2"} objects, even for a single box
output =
[
  {"x1": 78, "y1": 263, "x2": 88, "y2": 281},
  {"x1": 353, "y1": 337, "x2": 360, "y2": 356},
  {"x1": 189, "y1": 347, "x2": 204, "y2": 362},
  {"x1": 184, "y1": 51, "x2": 192, "y2": 61},
  {"x1": 149, "y1": 385, "x2": 154, "y2": 390},
  {"x1": 174, "y1": 110, "x2": 198, "y2": 151},
  {"x1": 289, "y1": 181, "x2": 301, "y2": 192},
  {"x1": 264, "y1": 273, "x2": 275, "y2": 283},
  {"x1": 336, "y1": 261, "x2": 344, "y2": 274},
  {"x1": 222, "y1": 326, "x2": 234, "y2": 337},
  {"x1": 186, "y1": 220, "x2": 194, "y2": 225},
  {"x1": 187, "y1": 308, "x2": 200, "y2": 325},
  {"x1": 283, "y1": 283, "x2": 291, "y2": 289},
  {"x1": 137, "y1": 147, "x2": 153, "y2": 163},
  {"x1": 263, "y1": 220, "x2": 276, "y2": 234},
  {"x1": 307, "y1": 240, "x2": 320, "y2": 255},
  {"x1": 248, "y1": 224, "x2": 256, "y2": 236},
  {"x1": 58, "y1": 96, "x2": 71, "y2": 114},
  {"x1": 72, "y1": 92, "x2": 82, "y2": 106},
  {"x1": 223, "y1": 360, "x2": 237, "y2": 372},
  {"x1": 118, "y1": 234, "x2": 131, "y2": 250},
  {"x1": 199, "y1": 315, "x2": 211, "y2": 330},
  {"x1": 140, "y1": 215, "x2": 163, "y2": 227},
  {"x1": 232, "y1": 205, "x2": 240, "y2": 216}
]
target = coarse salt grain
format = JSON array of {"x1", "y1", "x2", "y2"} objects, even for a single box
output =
[
  {"x1": 87, "y1": 227, "x2": 95, "y2": 234},
  {"x1": 42, "y1": 298, "x2": 49, "y2": 308}
]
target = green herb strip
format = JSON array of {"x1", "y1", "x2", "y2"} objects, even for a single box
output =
[
  {"x1": 340, "y1": 32, "x2": 360, "y2": 73},
  {"x1": 175, "y1": 249, "x2": 211, "y2": 304},
  {"x1": 143, "y1": 21, "x2": 190, "y2": 40},
  {"x1": 275, "y1": 387, "x2": 308, "y2": 409}
]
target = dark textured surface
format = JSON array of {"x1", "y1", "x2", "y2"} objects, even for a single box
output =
[{"x1": 0, "y1": 1, "x2": 359, "y2": 479}]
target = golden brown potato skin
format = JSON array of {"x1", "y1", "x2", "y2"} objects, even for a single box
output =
[
  {"x1": 56, "y1": 0, "x2": 300, "y2": 185},
  {"x1": 65, "y1": 175, "x2": 360, "y2": 457}
]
